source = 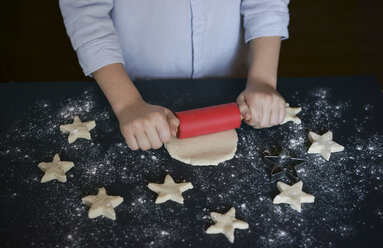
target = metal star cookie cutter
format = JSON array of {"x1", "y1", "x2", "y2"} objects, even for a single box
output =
[{"x1": 263, "y1": 148, "x2": 306, "y2": 182}]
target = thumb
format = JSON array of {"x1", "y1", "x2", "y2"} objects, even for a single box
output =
[
  {"x1": 236, "y1": 94, "x2": 252, "y2": 121},
  {"x1": 164, "y1": 108, "x2": 179, "y2": 137}
]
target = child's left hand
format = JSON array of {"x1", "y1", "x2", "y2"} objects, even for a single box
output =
[{"x1": 236, "y1": 80, "x2": 286, "y2": 128}]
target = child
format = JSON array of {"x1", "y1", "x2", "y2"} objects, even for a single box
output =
[{"x1": 59, "y1": 0, "x2": 290, "y2": 151}]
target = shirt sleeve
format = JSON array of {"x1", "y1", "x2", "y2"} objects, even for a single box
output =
[
  {"x1": 240, "y1": 0, "x2": 290, "y2": 43},
  {"x1": 59, "y1": 0, "x2": 125, "y2": 76}
]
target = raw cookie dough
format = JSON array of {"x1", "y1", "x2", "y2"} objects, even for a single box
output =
[
  {"x1": 82, "y1": 187, "x2": 124, "y2": 220},
  {"x1": 307, "y1": 130, "x2": 344, "y2": 161},
  {"x1": 60, "y1": 116, "x2": 96, "y2": 144},
  {"x1": 147, "y1": 174, "x2": 193, "y2": 204},
  {"x1": 273, "y1": 181, "x2": 315, "y2": 212},
  {"x1": 206, "y1": 207, "x2": 249, "y2": 243},
  {"x1": 38, "y1": 154, "x2": 74, "y2": 183},
  {"x1": 165, "y1": 129, "x2": 238, "y2": 166},
  {"x1": 281, "y1": 103, "x2": 302, "y2": 124}
]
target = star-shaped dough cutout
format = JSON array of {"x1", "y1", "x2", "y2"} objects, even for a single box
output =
[
  {"x1": 82, "y1": 187, "x2": 124, "y2": 220},
  {"x1": 264, "y1": 148, "x2": 305, "y2": 182},
  {"x1": 60, "y1": 116, "x2": 96, "y2": 143},
  {"x1": 206, "y1": 207, "x2": 249, "y2": 243},
  {"x1": 147, "y1": 174, "x2": 193, "y2": 204},
  {"x1": 307, "y1": 130, "x2": 344, "y2": 161},
  {"x1": 281, "y1": 103, "x2": 302, "y2": 124},
  {"x1": 38, "y1": 154, "x2": 74, "y2": 183},
  {"x1": 273, "y1": 181, "x2": 315, "y2": 212}
]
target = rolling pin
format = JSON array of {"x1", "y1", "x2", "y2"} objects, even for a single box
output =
[{"x1": 175, "y1": 102, "x2": 242, "y2": 139}]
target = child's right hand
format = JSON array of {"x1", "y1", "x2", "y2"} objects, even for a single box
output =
[{"x1": 116, "y1": 99, "x2": 179, "y2": 151}]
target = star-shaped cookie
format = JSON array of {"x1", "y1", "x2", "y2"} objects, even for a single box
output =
[
  {"x1": 273, "y1": 181, "x2": 315, "y2": 212},
  {"x1": 264, "y1": 148, "x2": 305, "y2": 182},
  {"x1": 281, "y1": 103, "x2": 302, "y2": 124},
  {"x1": 147, "y1": 174, "x2": 193, "y2": 204},
  {"x1": 307, "y1": 130, "x2": 344, "y2": 161},
  {"x1": 206, "y1": 207, "x2": 249, "y2": 243},
  {"x1": 60, "y1": 116, "x2": 96, "y2": 143},
  {"x1": 38, "y1": 154, "x2": 74, "y2": 183},
  {"x1": 82, "y1": 187, "x2": 124, "y2": 220}
]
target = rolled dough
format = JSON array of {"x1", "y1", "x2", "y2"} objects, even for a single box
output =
[{"x1": 165, "y1": 129, "x2": 238, "y2": 166}]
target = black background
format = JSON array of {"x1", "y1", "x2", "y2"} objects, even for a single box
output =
[{"x1": 0, "y1": 76, "x2": 382, "y2": 247}]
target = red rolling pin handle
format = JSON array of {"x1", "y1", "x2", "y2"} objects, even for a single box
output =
[{"x1": 175, "y1": 102, "x2": 242, "y2": 139}]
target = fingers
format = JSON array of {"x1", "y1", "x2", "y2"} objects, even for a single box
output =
[
  {"x1": 121, "y1": 124, "x2": 153, "y2": 151},
  {"x1": 155, "y1": 114, "x2": 172, "y2": 143},
  {"x1": 270, "y1": 108, "x2": 280, "y2": 126},
  {"x1": 239, "y1": 90, "x2": 286, "y2": 128},
  {"x1": 236, "y1": 94, "x2": 251, "y2": 121},
  {"x1": 124, "y1": 132, "x2": 139, "y2": 150},
  {"x1": 249, "y1": 103, "x2": 262, "y2": 126},
  {"x1": 237, "y1": 94, "x2": 264, "y2": 127},
  {"x1": 145, "y1": 127, "x2": 163, "y2": 149},
  {"x1": 121, "y1": 106, "x2": 178, "y2": 151},
  {"x1": 259, "y1": 103, "x2": 271, "y2": 127},
  {"x1": 258, "y1": 97, "x2": 286, "y2": 128},
  {"x1": 165, "y1": 108, "x2": 179, "y2": 137},
  {"x1": 279, "y1": 100, "x2": 286, "y2": 123},
  {"x1": 135, "y1": 131, "x2": 152, "y2": 151},
  {"x1": 125, "y1": 125, "x2": 163, "y2": 151},
  {"x1": 131, "y1": 114, "x2": 167, "y2": 150}
]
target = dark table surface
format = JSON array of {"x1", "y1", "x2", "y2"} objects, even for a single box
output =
[{"x1": 0, "y1": 76, "x2": 382, "y2": 248}]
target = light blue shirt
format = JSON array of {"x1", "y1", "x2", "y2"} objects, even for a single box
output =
[{"x1": 60, "y1": 0, "x2": 289, "y2": 80}]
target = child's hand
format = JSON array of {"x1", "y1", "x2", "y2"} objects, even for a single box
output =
[
  {"x1": 236, "y1": 81, "x2": 286, "y2": 128},
  {"x1": 116, "y1": 99, "x2": 179, "y2": 151}
]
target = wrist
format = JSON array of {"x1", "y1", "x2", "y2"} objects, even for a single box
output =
[
  {"x1": 246, "y1": 77, "x2": 277, "y2": 90},
  {"x1": 113, "y1": 94, "x2": 144, "y2": 117},
  {"x1": 93, "y1": 63, "x2": 145, "y2": 117}
]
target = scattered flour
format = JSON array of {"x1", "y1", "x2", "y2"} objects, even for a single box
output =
[{"x1": 0, "y1": 87, "x2": 382, "y2": 247}]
